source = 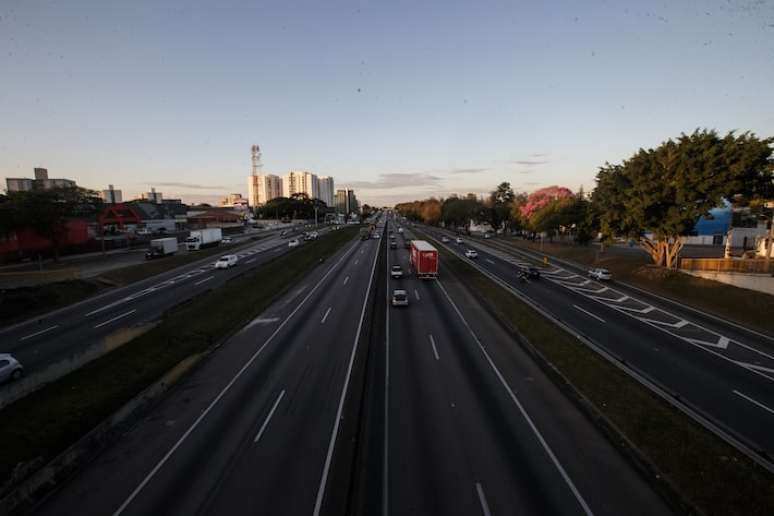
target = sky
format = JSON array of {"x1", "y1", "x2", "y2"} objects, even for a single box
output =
[{"x1": 1, "y1": 0, "x2": 773, "y2": 206}]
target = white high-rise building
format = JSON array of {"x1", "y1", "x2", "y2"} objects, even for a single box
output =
[
  {"x1": 283, "y1": 171, "x2": 319, "y2": 200},
  {"x1": 318, "y1": 176, "x2": 335, "y2": 208},
  {"x1": 248, "y1": 174, "x2": 283, "y2": 207}
]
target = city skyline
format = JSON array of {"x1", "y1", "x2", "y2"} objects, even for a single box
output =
[{"x1": 1, "y1": 1, "x2": 773, "y2": 206}]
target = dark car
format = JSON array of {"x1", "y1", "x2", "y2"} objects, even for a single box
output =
[{"x1": 516, "y1": 263, "x2": 541, "y2": 279}]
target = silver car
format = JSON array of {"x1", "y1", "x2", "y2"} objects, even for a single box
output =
[{"x1": 0, "y1": 354, "x2": 24, "y2": 383}]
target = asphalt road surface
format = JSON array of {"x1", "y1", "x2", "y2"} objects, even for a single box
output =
[
  {"x1": 29, "y1": 216, "x2": 672, "y2": 516},
  {"x1": 0, "y1": 226, "x2": 323, "y2": 380},
  {"x1": 421, "y1": 225, "x2": 774, "y2": 468}
]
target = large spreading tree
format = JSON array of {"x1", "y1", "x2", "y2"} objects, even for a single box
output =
[{"x1": 592, "y1": 129, "x2": 773, "y2": 268}]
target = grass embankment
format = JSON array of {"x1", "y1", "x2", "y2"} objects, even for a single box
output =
[
  {"x1": 503, "y1": 239, "x2": 774, "y2": 334},
  {"x1": 439, "y1": 245, "x2": 774, "y2": 516},
  {"x1": 0, "y1": 280, "x2": 106, "y2": 328},
  {"x1": 0, "y1": 226, "x2": 357, "y2": 491},
  {"x1": 98, "y1": 234, "x2": 268, "y2": 286}
]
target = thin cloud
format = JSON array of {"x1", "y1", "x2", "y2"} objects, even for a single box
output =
[
  {"x1": 152, "y1": 182, "x2": 227, "y2": 190},
  {"x1": 510, "y1": 160, "x2": 549, "y2": 166},
  {"x1": 448, "y1": 167, "x2": 488, "y2": 175},
  {"x1": 347, "y1": 173, "x2": 442, "y2": 190}
]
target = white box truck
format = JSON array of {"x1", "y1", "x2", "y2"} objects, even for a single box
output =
[
  {"x1": 146, "y1": 237, "x2": 178, "y2": 259},
  {"x1": 185, "y1": 228, "x2": 222, "y2": 251}
]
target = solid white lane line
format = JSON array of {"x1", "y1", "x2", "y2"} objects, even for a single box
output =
[
  {"x1": 94, "y1": 309, "x2": 137, "y2": 329},
  {"x1": 245, "y1": 258, "x2": 256, "y2": 264},
  {"x1": 343, "y1": 275, "x2": 350, "y2": 285},
  {"x1": 429, "y1": 334, "x2": 440, "y2": 361},
  {"x1": 733, "y1": 390, "x2": 774, "y2": 416},
  {"x1": 573, "y1": 305, "x2": 606, "y2": 324},
  {"x1": 436, "y1": 281, "x2": 594, "y2": 516},
  {"x1": 414, "y1": 289, "x2": 420, "y2": 301},
  {"x1": 383, "y1": 242, "x2": 391, "y2": 516},
  {"x1": 254, "y1": 390, "x2": 285, "y2": 443},
  {"x1": 20, "y1": 325, "x2": 59, "y2": 341},
  {"x1": 476, "y1": 483, "x2": 492, "y2": 516},
  {"x1": 321, "y1": 307, "x2": 332, "y2": 324},
  {"x1": 112, "y1": 239, "x2": 361, "y2": 516},
  {"x1": 355, "y1": 259, "x2": 360, "y2": 265},
  {"x1": 313, "y1": 236, "x2": 381, "y2": 516},
  {"x1": 486, "y1": 259, "x2": 495, "y2": 265},
  {"x1": 194, "y1": 276, "x2": 214, "y2": 286}
]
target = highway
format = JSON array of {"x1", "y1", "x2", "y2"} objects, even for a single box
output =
[
  {"x1": 0, "y1": 226, "x2": 322, "y2": 379},
  {"x1": 32, "y1": 225, "x2": 382, "y2": 516},
  {"x1": 419, "y1": 225, "x2": 774, "y2": 467},
  {"x1": 29, "y1": 215, "x2": 672, "y2": 516}
]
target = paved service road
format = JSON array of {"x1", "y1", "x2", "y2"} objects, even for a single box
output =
[
  {"x1": 0, "y1": 227, "x2": 321, "y2": 380},
  {"x1": 421, "y1": 226, "x2": 774, "y2": 467}
]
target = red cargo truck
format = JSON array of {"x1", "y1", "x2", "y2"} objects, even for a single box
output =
[{"x1": 410, "y1": 240, "x2": 439, "y2": 279}]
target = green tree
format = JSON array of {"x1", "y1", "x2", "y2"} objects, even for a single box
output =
[
  {"x1": 592, "y1": 129, "x2": 773, "y2": 267},
  {"x1": 487, "y1": 182, "x2": 515, "y2": 231},
  {"x1": 1, "y1": 187, "x2": 102, "y2": 260}
]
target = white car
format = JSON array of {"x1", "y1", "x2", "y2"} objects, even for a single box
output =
[
  {"x1": 372, "y1": 233, "x2": 380, "y2": 239},
  {"x1": 392, "y1": 289, "x2": 409, "y2": 307},
  {"x1": 215, "y1": 255, "x2": 238, "y2": 269},
  {"x1": 0, "y1": 354, "x2": 23, "y2": 383},
  {"x1": 391, "y1": 265, "x2": 403, "y2": 279},
  {"x1": 455, "y1": 237, "x2": 463, "y2": 244},
  {"x1": 588, "y1": 268, "x2": 612, "y2": 281},
  {"x1": 484, "y1": 233, "x2": 492, "y2": 239},
  {"x1": 441, "y1": 237, "x2": 450, "y2": 243},
  {"x1": 222, "y1": 237, "x2": 233, "y2": 244},
  {"x1": 288, "y1": 238, "x2": 300, "y2": 248},
  {"x1": 465, "y1": 249, "x2": 478, "y2": 258}
]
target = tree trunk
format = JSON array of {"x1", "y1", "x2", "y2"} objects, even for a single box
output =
[{"x1": 639, "y1": 236, "x2": 683, "y2": 268}]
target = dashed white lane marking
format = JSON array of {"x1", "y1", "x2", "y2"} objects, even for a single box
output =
[
  {"x1": 321, "y1": 307, "x2": 332, "y2": 324},
  {"x1": 486, "y1": 258, "x2": 495, "y2": 264},
  {"x1": 414, "y1": 289, "x2": 421, "y2": 301},
  {"x1": 733, "y1": 390, "x2": 774, "y2": 416},
  {"x1": 94, "y1": 309, "x2": 137, "y2": 329},
  {"x1": 573, "y1": 305, "x2": 606, "y2": 324},
  {"x1": 343, "y1": 276, "x2": 350, "y2": 285},
  {"x1": 429, "y1": 334, "x2": 440, "y2": 360},
  {"x1": 254, "y1": 390, "x2": 285, "y2": 443},
  {"x1": 476, "y1": 483, "x2": 493, "y2": 516},
  {"x1": 244, "y1": 258, "x2": 256, "y2": 264},
  {"x1": 355, "y1": 259, "x2": 360, "y2": 265},
  {"x1": 194, "y1": 276, "x2": 214, "y2": 286},
  {"x1": 20, "y1": 325, "x2": 59, "y2": 341}
]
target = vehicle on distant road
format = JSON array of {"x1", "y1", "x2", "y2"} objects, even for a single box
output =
[
  {"x1": 410, "y1": 240, "x2": 439, "y2": 279},
  {"x1": 391, "y1": 289, "x2": 409, "y2": 307},
  {"x1": 390, "y1": 241, "x2": 397, "y2": 249},
  {"x1": 465, "y1": 249, "x2": 478, "y2": 259},
  {"x1": 288, "y1": 238, "x2": 300, "y2": 248},
  {"x1": 455, "y1": 237, "x2": 463, "y2": 244},
  {"x1": 222, "y1": 236, "x2": 233, "y2": 244},
  {"x1": 391, "y1": 265, "x2": 403, "y2": 279},
  {"x1": 516, "y1": 263, "x2": 541, "y2": 279},
  {"x1": 0, "y1": 354, "x2": 24, "y2": 383},
  {"x1": 398, "y1": 227, "x2": 404, "y2": 233},
  {"x1": 484, "y1": 233, "x2": 492, "y2": 239},
  {"x1": 145, "y1": 237, "x2": 178, "y2": 259},
  {"x1": 588, "y1": 268, "x2": 612, "y2": 281},
  {"x1": 372, "y1": 233, "x2": 380, "y2": 239},
  {"x1": 441, "y1": 236, "x2": 450, "y2": 243},
  {"x1": 136, "y1": 228, "x2": 153, "y2": 236},
  {"x1": 186, "y1": 228, "x2": 222, "y2": 251},
  {"x1": 215, "y1": 255, "x2": 238, "y2": 269},
  {"x1": 359, "y1": 227, "x2": 371, "y2": 241}
]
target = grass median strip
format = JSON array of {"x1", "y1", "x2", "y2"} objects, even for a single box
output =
[
  {"x1": 0, "y1": 226, "x2": 358, "y2": 493},
  {"x1": 437, "y1": 244, "x2": 774, "y2": 516}
]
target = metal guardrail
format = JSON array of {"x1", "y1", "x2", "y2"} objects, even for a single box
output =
[{"x1": 680, "y1": 258, "x2": 772, "y2": 274}]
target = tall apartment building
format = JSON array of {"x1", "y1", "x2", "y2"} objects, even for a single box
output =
[
  {"x1": 247, "y1": 174, "x2": 282, "y2": 207},
  {"x1": 141, "y1": 188, "x2": 163, "y2": 203},
  {"x1": 335, "y1": 188, "x2": 358, "y2": 214},
  {"x1": 101, "y1": 184, "x2": 123, "y2": 203},
  {"x1": 283, "y1": 171, "x2": 319, "y2": 200},
  {"x1": 318, "y1": 176, "x2": 335, "y2": 207},
  {"x1": 5, "y1": 168, "x2": 76, "y2": 193}
]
